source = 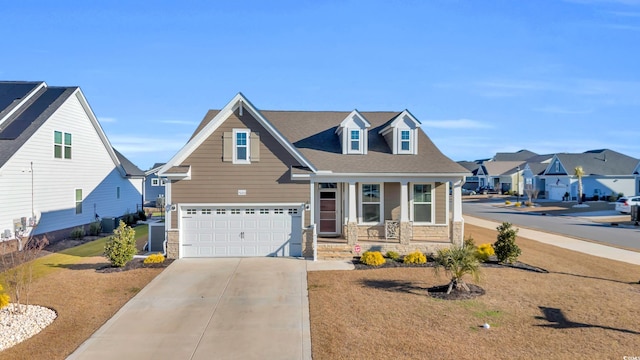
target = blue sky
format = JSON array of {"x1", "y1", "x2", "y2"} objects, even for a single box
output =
[{"x1": 2, "y1": 0, "x2": 640, "y2": 170}]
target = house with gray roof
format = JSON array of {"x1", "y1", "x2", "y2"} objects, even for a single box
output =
[
  {"x1": 0, "y1": 81, "x2": 144, "y2": 243},
  {"x1": 143, "y1": 162, "x2": 166, "y2": 207},
  {"x1": 159, "y1": 93, "x2": 470, "y2": 259},
  {"x1": 540, "y1": 149, "x2": 638, "y2": 201}
]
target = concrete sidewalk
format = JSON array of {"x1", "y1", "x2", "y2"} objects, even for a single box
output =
[
  {"x1": 465, "y1": 216, "x2": 640, "y2": 265},
  {"x1": 68, "y1": 258, "x2": 311, "y2": 360}
]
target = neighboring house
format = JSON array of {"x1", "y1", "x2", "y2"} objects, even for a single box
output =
[
  {"x1": 457, "y1": 161, "x2": 482, "y2": 190},
  {"x1": 159, "y1": 93, "x2": 470, "y2": 259},
  {"x1": 0, "y1": 81, "x2": 144, "y2": 242},
  {"x1": 481, "y1": 161, "x2": 526, "y2": 193},
  {"x1": 143, "y1": 162, "x2": 166, "y2": 207},
  {"x1": 539, "y1": 149, "x2": 638, "y2": 201}
]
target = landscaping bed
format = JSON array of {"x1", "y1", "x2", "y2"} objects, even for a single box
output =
[{"x1": 308, "y1": 223, "x2": 640, "y2": 359}]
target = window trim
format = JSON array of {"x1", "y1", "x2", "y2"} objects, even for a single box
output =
[
  {"x1": 359, "y1": 183, "x2": 383, "y2": 225},
  {"x1": 151, "y1": 178, "x2": 159, "y2": 186},
  {"x1": 410, "y1": 183, "x2": 434, "y2": 224},
  {"x1": 233, "y1": 129, "x2": 251, "y2": 164},
  {"x1": 54, "y1": 131, "x2": 72, "y2": 159},
  {"x1": 399, "y1": 129, "x2": 412, "y2": 153},
  {"x1": 347, "y1": 128, "x2": 363, "y2": 154},
  {"x1": 75, "y1": 188, "x2": 83, "y2": 215}
]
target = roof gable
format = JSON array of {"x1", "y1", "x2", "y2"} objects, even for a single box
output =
[{"x1": 160, "y1": 93, "x2": 316, "y2": 175}]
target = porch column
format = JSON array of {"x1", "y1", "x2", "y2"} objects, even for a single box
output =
[
  {"x1": 399, "y1": 181, "x2": 412, "y2": 244},
  {"x1": 347, "y1": 181, "x2": 358, "y2": 245},
  {"x1": 451, "y1": 179, "x2": 464, "y2": 246}
]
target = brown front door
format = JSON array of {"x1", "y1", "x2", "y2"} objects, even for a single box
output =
[{"x1": 319, "y1": 190, "x2": 337, "y2": 234}]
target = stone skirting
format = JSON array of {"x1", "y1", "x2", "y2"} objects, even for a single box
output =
[
  {"x1": 316, "y1": 242, "x2": 453, "y2": 260},
  {"x1": 451, "y1": 221, "x2": 464, "y2": 246},
  {"x1": 302, "y1": 228, "x2": 314, "y2": 258},
  {"x1": 166, "y1": 229, "x2": 179, "y2": 259},
  {"x1": 412, "y1": 225, "x2": 449, "y2": 241}
]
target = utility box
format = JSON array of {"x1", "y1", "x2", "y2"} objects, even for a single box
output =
[
  {"x1": 101, "y1": 217, "x2": 120, "y2": 233},
  {"x1": 631, "y1": 205, "x2": 639, "y2": 222},
  {"x1": 147, "y1": 222, "x2": 165, "y2": 252}
]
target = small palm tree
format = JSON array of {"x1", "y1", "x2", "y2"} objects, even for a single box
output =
[
  {"x1": 574, "y1": 166, "x2": 584, "y2": 204},
  {"x1": 433, "y1": 244, "x2": 480, "y2": 294}
]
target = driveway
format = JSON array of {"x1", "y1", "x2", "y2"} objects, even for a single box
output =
[{"x1": 68, "y1": 258, "x2": 311, "y2": 360}]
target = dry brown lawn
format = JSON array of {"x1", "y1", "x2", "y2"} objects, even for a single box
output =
[{"x1": 308, "y1": 224, "x2": 640, "y2": 360}]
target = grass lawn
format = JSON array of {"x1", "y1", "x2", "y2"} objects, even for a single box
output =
[
  {"x1": 0, "y1": 225, "x2": 167, "y2": 359},
  {"x1": 308, "y1": 224, "x2": 640, "y2": 359}
]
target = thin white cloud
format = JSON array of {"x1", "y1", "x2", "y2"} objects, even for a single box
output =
[
  {"x1": 604, "y1": 23, "x2": 640, "y2": 30},
  {"x1": 533, "y1": 106, "x2": 594, "y2": 114},
  {"x1": 159, "y1": 120, "x2": 198, "y2": 125},
  {"x1": 109, "y1": 134, "x2": 189, "y2": 154},
  {"x1": 608, "y1": 10, "x2": 640, "y2": 16},
  {"x1": 566, "y1": 0, "x2": 640, "y2": 5},
  {"x1": 99, "y1": 117, "x2": 117, "y2": 123},
  {"x1": 422, "y1": 119, "x2": 493, "y2": 129}
]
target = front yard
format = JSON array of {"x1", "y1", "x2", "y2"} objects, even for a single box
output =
[{"x1": 308, "y1": 224, "x2": 640, "y2": 359}]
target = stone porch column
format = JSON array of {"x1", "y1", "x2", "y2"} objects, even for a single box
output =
[{"x1": 399, "y1": 181, "x2": 411, "y2": 245}]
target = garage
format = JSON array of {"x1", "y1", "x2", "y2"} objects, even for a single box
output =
[{"x1": 180, "y1": 205, "x2": 303, "y2": 257}]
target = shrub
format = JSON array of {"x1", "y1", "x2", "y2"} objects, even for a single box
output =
[
  {"x1": 0, "y1": 284, "x2": 9, "y2": 309},
  {"x1": 494, "y1": 222, "x2": 521, "y2": 264},
  {"x1": 88, "y1": 220, "x2": 102, "y2": 236},
  {"x1": 618, "y1": 192, "x2": 624, "y2": 199},
  {"x1": 385, "y1": 251, "x2": 400, "y2": 261},
  {"x1": 514, "y1": 202, "x2": 521, "y2": 207},
  {"x1": 70, "y1": 226, "x2": 86, "y2": 239},
  {"x1": 505, "y1": 200, "x2": 512, "y2": 205},
  {"x1": 475, "y1": 243, "x2": 495, "y2": 262},
  {"x1": 404, "y1": 250, "x2": 427, "y2": 264},
  {"x1": 463, "y1": 236, "x2": 476, "y2": 249},
  {"x1": 433, "y1": 245, "x2": 480, "y2": 293},
  {"x1": 104, "y1": 221, "x2": 137, "y2": 267},
  {"x1": 525, "y1": 201, "x2": 534, "y2": 207},
  {"x1": 592, "y1": 195, "x2": 599, "y2": 201},
  {"x1": 137, "y1": 209, "x2": 147, "y2": 222},
  {"x1": 360, "y1": 251, "x2": 385, "y2": 266},
  {"x1": 143, "y1": 253, "x2": 165, "y2": 264}
]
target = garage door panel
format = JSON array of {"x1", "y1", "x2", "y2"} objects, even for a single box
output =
[{"x1": 182, "y1": 205, "x2": 302, "y2": 258}]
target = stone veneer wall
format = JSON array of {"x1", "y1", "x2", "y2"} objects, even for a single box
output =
[
  {"x1": 412, "y1": 225, "x2": 449, "y2": 241},
  {"x1": 451, "y1": 221, "x2": 464, "y2": 246},
  {"x1": 166, "y1": 229, "x2": 179, "y2": 259},
  {"x1": 302, "y1": 228, "x2": 314, "y2": 258}
]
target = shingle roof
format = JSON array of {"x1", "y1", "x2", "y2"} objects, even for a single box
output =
[
  {"x1": 113, "y1": 148, "x2": 144, "y2": 177},
  {"x1": 0, "y1": 82, "x2": 77, "y2": 167},
  {"x1": 554, "y1": 149, "x2": 638, "y2": 176},
  {"x1": 260, "y1": 110, "x2": 469, "y2": 174},
  {"x1": 482, "y1": 161, "x2": 526, "y2": 176},
  {"x1": 493, "y1": 149, "x2": 538, "y2": 162}
]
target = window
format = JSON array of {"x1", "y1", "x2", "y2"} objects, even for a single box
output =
[
  {"x1": 233, "y1": 129, "x2": 250, "y2": 164},
  {"x1": 231, "y1": 209, "x2": 241, "y2": 215},
  {"x1": 75, "y1": 189, "x2": 83, "y2": 214},
  {"x1": 116, "y1": 187, "x2": 120, "y2": 199},
  {"x1": 245, "y1": 209, "x2": 255, "y2": 215},
  {"x1": 361, "y1": 183, "x2": 382, "y2": 223},
  {"x1": 288, "y1": 208, "x2": 298, "y2": 215},
  {"x1": 186, "y1": 209, "x2": 197, "y2": 215},
  {"x1": 554, "y1": 161, "x2": 560, "y2": 173},
  {"x1": 54, "y1": 131, "x2": 72, "y2": 159},
  {"x1": 260, "y1": 209, "x2": 269, "y2": 215},
  {"x1": 412, "y1": 184, "x2": 432, "y2": 223},
  {"x1": 350, "y1": 130, "x2": 360, "y2": 151},
  {"x1": 216, "y1": 209, "x2": 226, "y2": 215},
  {"x1": 151, "y1": 178, "x2": 159, "y2": 186},
  {"x1": 202, "y1": 209, "x2": 212, "y2": 215},
  {"x1": 274, "y1": 209, "x2": 284, "y2": 214},
  {"x1": 400, "y1": 130, "x2": 411, "y2": 152}
]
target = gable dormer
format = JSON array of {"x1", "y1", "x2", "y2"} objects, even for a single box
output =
[
  {"x1": 378, "y1": 110, "x2": 421, "y2": 155},
  {"x1": 335, "y1": 110, "x2": 371, "y2": 154}
]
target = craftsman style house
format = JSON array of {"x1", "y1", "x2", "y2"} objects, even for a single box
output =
[{"x1": 159, "y1": 93, "x2": 470, "y2": 259}]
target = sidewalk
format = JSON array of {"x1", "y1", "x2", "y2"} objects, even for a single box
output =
[{"x1": 465, "y1": 216, "x2": 640, "y2": 266}]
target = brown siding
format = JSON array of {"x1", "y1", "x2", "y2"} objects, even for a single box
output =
[
  {"x1": 171, "y1": 109, "x2": 310, "y2": 228},
  {"x1": 384, "y1": 182, "x2": 400, "y2": 220},
  {"x1": 435, "y1": 182, "x2": 446, "y2": 224}
]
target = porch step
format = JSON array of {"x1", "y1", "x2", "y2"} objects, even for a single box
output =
[{"x1": 316, "y1": 244, "x2": 356, "y2": 260}]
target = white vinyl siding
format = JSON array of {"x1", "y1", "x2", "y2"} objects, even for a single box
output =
[{"x1": 0, "y1": 91, "x2": 142, "y2": 237}]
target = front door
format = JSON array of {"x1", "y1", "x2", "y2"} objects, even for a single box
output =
[{"x1": 319, "y1": 187, "x2": 339, "y2": 235}]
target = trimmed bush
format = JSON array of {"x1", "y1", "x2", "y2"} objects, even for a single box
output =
[
  {"x1": 70, "y1": 226, "x2": 86, "y2": 239},
  {"x1": 475, "y1": 243, "x2": 495, "y2": 262},
  {"x1": 137, "y1": 209, "x2": 147, "y2": 222},
  {"x1": 404, "y1": 250, "x2": 427, "y2": 264},
  {"x1": 514, "y1": 202, "x2": 521, "y2": 207},
  {"x1": 464, "y1": 236, "x2": 476, "y2": 249},
  {"x1": 385, "y1": 251, "x2": 400, "y2": 261},
  {"x1": 104, "y1": 221, "x2": 137, "y2": 267},
  {"x1": 88, "y1": 220, "x2": 102, "y2": 236},
  {"x1": 0, "y1": 284, "x2": 10, "y2": 309},
  {"x1": 505, "y1": 200, "x2": 512, "y2": 205},
  {"x1": 494, "y1": 222, "x2": 521, "y2": 264},
  {"x1": 360, "y1": 251, "x2": 386, "y2": 266},
  {"x1": 143, "y1": 253, "x2": 165, "y2": 264}
]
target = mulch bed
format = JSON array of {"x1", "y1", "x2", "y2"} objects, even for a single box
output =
[
  {"x1": 96, "y1": 258, "x2": 174, "y2": 273},
  {"x1": 427, "y1": 283, "x2": 486, "y2": 300}
]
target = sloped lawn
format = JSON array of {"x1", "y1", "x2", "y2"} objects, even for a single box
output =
[
  {"x1": 0, "y1": 226, "x2": 168, "y2": 359},
  {"x1": 308, "y1": 224, "x2": 640, "y2": 359}
]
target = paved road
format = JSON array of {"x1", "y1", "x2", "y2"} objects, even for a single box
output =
[{"x1": 463, "y1": 200, "x2": 640, "y2": 251}]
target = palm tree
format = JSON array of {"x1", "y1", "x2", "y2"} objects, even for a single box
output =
[
  {"x1": 574, "y1": 166, "x2": 584, "y2": 204},
  {"x1": 433, "y1": 245, "x2": 480, "y2": 294}
]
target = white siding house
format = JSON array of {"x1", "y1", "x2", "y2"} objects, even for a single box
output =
[{"x1": 0, "y1": 81, "x2": 144, "y2": 241}]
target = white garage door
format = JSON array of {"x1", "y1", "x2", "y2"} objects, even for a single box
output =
[{"x1": 181, "y1": 205, "x2": 303, "y2": 258}]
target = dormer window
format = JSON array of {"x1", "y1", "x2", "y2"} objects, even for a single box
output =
[
  {"x1": 400, "y1": 130, "x2": 411, "y2": 152},
  {"x1": 336, "y1": 110, "x2": 370, "y2": 155},
  {"x1": 350, "y1": 130, "x2": 361, "y2": 152},
  {"x1": 378, "y1": 110, "x2": 421, "y2": 155}
]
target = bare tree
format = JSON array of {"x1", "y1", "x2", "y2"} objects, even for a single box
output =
[
  {"x1": 574, "y1": 166, "x2": 585, "y2": 204},
  {"x1": 524, "y1": 184, "x2": 540, "y2": 205}
]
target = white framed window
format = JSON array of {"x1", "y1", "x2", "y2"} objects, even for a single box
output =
[
  {"x1": 274, "y1": 209, "x2": 284, "y2": 214},
  {"x1": 411, "y1": 183, "x2": 433, "y2": 223},
  {"x1": 54, "y1": 131, "x2": 72, "y2": 159},
  {"x1": 216, "y1": 209, "x2": 226, "y2": 215},
  {"x1": 186, "y1": 208, "x2": 197, "y2": 215},
  {"x1": 245, "y1": 209, "x2": 255, "y2": 215},
  {"x1": 360, "y1": 183, "x2": 383, "y2": 224},
  {"x1": 202, "y1": 209, "x2": 212, "y2": 215},
  {"x1": 260, "y1": 209, "x2": 269, "y2": 215},
  {"x1": 160, "y1": 179, "x2": 167, "y2": 186},
  {"x1": 151, "y1": 178, "x2": 159, "y2": 186},
  {"x1": 231, "y1": 209, "x2": 241, "y2": 215},
  {"x1": 400, "y1": 130, "x2": 411, "y2": 152},
  {"x1": 75, "y1": 189, "x2": 83, "y2": 214},
  {"x1": 350, "y1": 130, "x2": 360, "y2": 151},
  {"x1": 233, "y1": 129, "x2": 250, "y2": 164}
]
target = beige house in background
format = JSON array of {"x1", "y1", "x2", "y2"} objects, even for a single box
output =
[{"x1": 159, "y1": 93, "x2": 469, "y2": 259}]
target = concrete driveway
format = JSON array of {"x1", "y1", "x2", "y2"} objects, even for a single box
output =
[{"x1": 68, "y1": 258, "x2": 311, "y2": 360}]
